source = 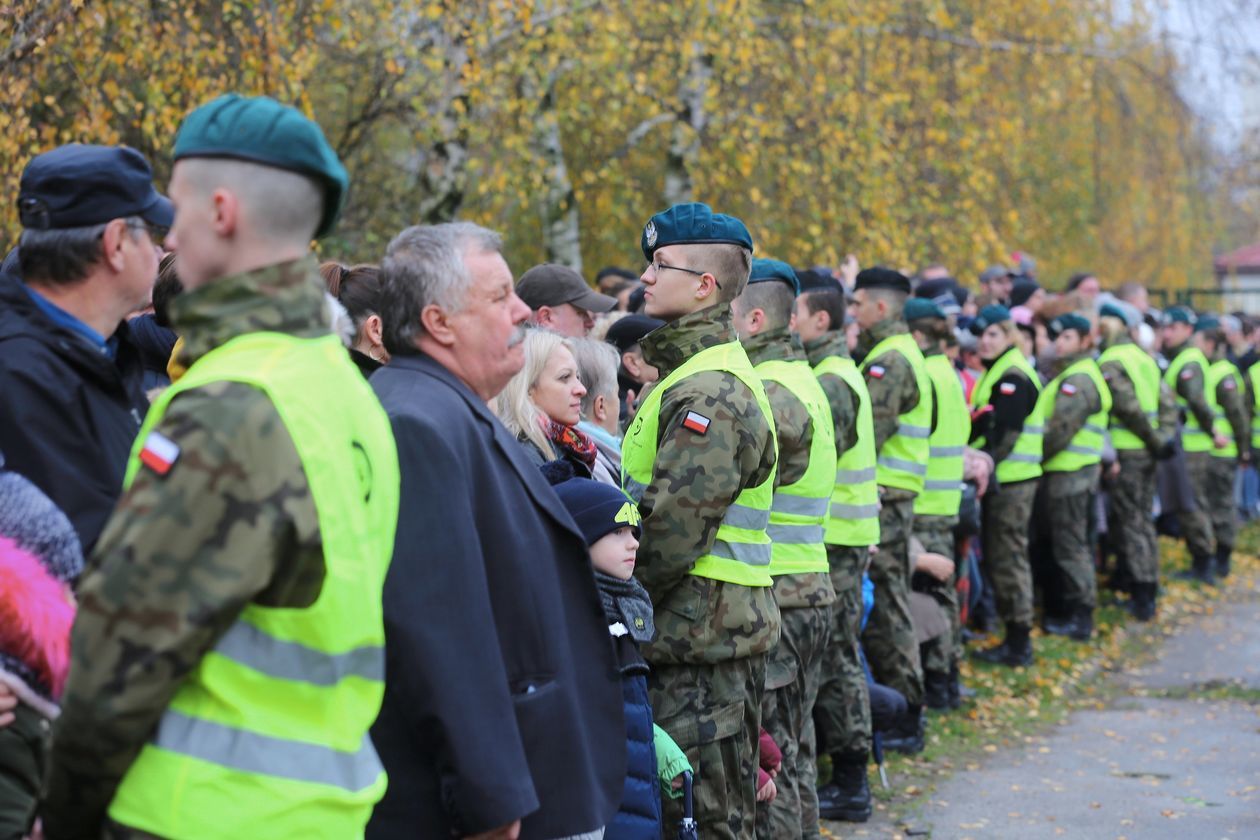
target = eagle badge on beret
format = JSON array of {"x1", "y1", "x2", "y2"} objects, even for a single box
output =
[{"x1": 645, "y1": 220, "x2": 658, "y2": 249}]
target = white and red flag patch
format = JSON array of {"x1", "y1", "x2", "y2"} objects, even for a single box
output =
[
  {"x1": 1060, "y1": 382, "x2": 1078, "y2": 395},
  {"x1": 682, "y1": 411, "x2": 711, "y2": 435},
  {"x1": 139, "y1": 431, "x2": 181, "y2": 476},
  {"x1": 869, "y1": 365, "x2": 886, "y2": 379},
  {"x1": 999, "y1": 382, "x2": 1016, "y2": 395}
]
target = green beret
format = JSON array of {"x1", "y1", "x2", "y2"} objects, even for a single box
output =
[
  {"x1": 853, "y1": 267, "x2": 910, "y2": 295},
  {"x1": 174, "y1": 94, "x2": 348, "y2": 239},
  {"x1": 641, "y1": 202, "x2": 753, "y2": 260},
  {"x1": 904, "y1": 297, "x2": 945, "y2": 322},
  {"x1": 969, "y1": 304, "x2": 1011, "y2": 335},
  {"x1": 1195, "y1": 315, "x2": 1221, "y2": 333},
  {"x1": 1048, "y1": 312, "x2": 1092, "y2": 339},
  {"x1": 1163, "y1": 305, "x2": 1196, "y2": 326},
  {"x1": 1098, "y1": 301, "x2": 1129, "y2": 325},
  {"x1": 749, "y1": 258, "x2": 799, "y2": 296}
]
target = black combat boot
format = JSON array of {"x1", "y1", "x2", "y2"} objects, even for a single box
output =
[
  {"x1": 817, "y1": 750, "x2": 872, "y2": 822},
  {"x1": 1068, "y1": 606, "x2": 1094, "y2": 641},
  {"x1": 1175, "y1": 553, "x2": 1217, "y2": 585},
  {"x1": 1216, "y1": 544, "x2": 1233, "y2": 580},
  {"x1": 923, "y1": 670, "x2": 952, "y2": 711},
  {"x1": 1042, "y1": 611, "x2": 1077, "y2": 637},
  {"x1": 881, "y1": 704, "x2": 925, "y2": 754},
  {"x1": 948, "y1": 662, "x2": 973, "y2": 708},
  {"x1": 1130, "y1": 582, "x2": 1157, "y2": 622},
  {"x1": 972, "y1": 622, "x2": 1033, "y2": 667}
]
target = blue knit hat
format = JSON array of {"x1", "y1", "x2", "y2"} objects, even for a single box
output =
[{"x1": 552, "y1": 478, "x2": 641, "y2": 545}]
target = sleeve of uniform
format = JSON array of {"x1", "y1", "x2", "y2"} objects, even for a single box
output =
[
  {"x1": 1176, "y1": 362, "x2": 1217, "y2": 434},
  {"x1": 1156, "y1": 380, "x2": 1180, "y2": 445},
  {"x1": 378, "y1": 411, "x2": 539, "y2": 832},
  {"x1": 863, "y1": 352, "x2": 918, "y2": 452},
  {"x1": 1218, "y1": 376, "x2": 1250, "y2": 457},
  {"x1": 764, "y1": 379, "x2": 811, "y2": 487},
  {"x1": 1042, "y1": 374, "x2": 1098, "y2": 463},
  {"x1": 1102, "y1": 362, "x2": 1160, "y2": 452},
  {"x1": 44, "y1": 385, "x2": 295, "y2": 838},
  {"x1": 980, "y1": 372, "x2": 1037, "y2": 465},
  {"x1": 817, "y1": 373, "x2": 858, "y2": 458},
  {"x1": 635, "y1": 370, "x2": 776, "y2": 606}
]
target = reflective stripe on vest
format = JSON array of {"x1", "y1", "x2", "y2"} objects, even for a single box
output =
[
  {"x1": 756, "y1": 358, "x2": 835, "y2": 576},
  {"x1": 621, "y1": 341, "x2": 778, "y2": 586},
  {"x1": 813, "y1": 355, "x2": 880, "y2": 546},
  {"x1": 1098, "y1": 343, "x2": 1160, "y2": 450},
  {"x1": 915, "y1": 354, "x2": 971, "y2": 517},
  {"x1": 970, "y1": 347, "x2": 1044, "y2": 483},
  {"x1": 1207, "y1": 359, "x2": 1242, "y2": 459},
  {"x1": 109, "y1": 332, "x2": 399, "y2": 837},
  {"x1": 1164, "y1": 347, "x2": 1213, "y2": 452},
  {"x1": 1039, "y1": 357, "x2": 1114, "y2": 472},
  {"x1": 1251, "y1": 364, "x2": 1260, "y2": 450},
  {"x1": 861, "y1": 333, "x2": 932, "y2": 494}
]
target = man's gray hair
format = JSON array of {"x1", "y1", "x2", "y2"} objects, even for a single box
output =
[
  {"x1": 379, "y1": 221, "x2": 503, "y2": 354},
  {"x1": 19, "y1": 216, "x2": 145, "y2": 286},
  {"x1": 567, "y1": 337, "x2": 620, "y2": 418}
]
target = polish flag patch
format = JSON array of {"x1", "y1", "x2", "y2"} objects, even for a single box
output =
[
  {"x1": 999, "y1": 382, "x2": 1016, "y2": 395},
  {"x1": 1180, "y1": 369, "x2": 1194, "y2": 380},
  {"x1": 139, "y1": 431, "x2": 181, "y2": 476},
  {"x1": 682, "y1": 411, "x2": 711, "y2": 435},
  {"x1": 869, "y1": 365, "x2": 886, "y2": 379},
  {"x1": 1061, "y1": 383, "x2": 1078, "y2": 395},
  {"x1": 1224, "y1": 379, "x2": 1236, "y2": 390}
]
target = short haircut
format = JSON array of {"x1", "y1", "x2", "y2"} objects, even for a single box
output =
[
  {"x1": 568, "y1": 336, "x2": 620, "y2": 417},
  {"x1": 152, "y1": 252, "x2": 185, "y2": 328},
  {"x1": 866, "y1": 286, "x2": 907, "y2": 318},
  {"x1": 1114, "y1": 281, "x2": 1146, "y2": 303},
  {"x1": 379, "y1": 222, "x2": 503, "y2": 355},
  {"x1": 736, "y1": 281, "x2": 794, "y2": 331},
  {"x1": 180, "y1": 158, "x2": 323, "y2": 244},
  {"x1": 801, "y1": 289, "x2": 846, "y2": 332},
  {"x1": 680, "y1": 243, "x2": 752, "y2": 303},
  {"x1": 19, "y1": 216, "x2": 144, "y2": 286}
]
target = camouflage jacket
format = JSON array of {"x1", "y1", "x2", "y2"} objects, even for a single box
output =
[
  {"x1": 743, "y1": 328, "x2": 835, "y2": 609},
  {"x1": 1098, "y1": 336, "x2": 1162, "y2": 454},
  {"x1": 1042, "y1": 350, "x2": 1105, "y2": 493},
  {"x1": 1209, "y1": 349, "x2": 1250, "y2": 458},
  {"x1": 634, "y1": 303, "x2": 781, "y2": 664},
  {"x1": 44, "y1": 258, "x2": 332, "y2": 838},
  {"x1": 803, "y1": 332, "x2": 860, "y2": 457},
  {"x1": 856, "y1": 316, "x2": 921, "y2": 500},
  {"x1": 1165, "y1": 341, "x2": 1217, "y2": 433}
]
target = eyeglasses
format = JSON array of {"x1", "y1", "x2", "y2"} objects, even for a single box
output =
[{"x1": 645, "y1": 259, "x2": 721, "y2": 290}]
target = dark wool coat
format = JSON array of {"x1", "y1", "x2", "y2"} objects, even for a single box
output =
[{"x1": 367, "y1": 352, "x2": 624, "y2": 840}]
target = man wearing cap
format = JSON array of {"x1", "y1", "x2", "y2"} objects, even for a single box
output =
[
  {"x1": 731, "y1": 258, "x2": 835, "y2": 836},
  {"x1": 850, "y1": 267, "x2": 932, "y2": 753},
  {"x1": 793, "y1": 270, "x2": 878, "y2": 822},
  {"x1": 1161, "y1": 305, "x2": 1225, "y2": 582},
  {"x1": 904, "y1": 298, "x2": 971, "y2": 708},
  {"x1": 1196, "y1": 317, "x2": 1250, "y2": 580},
  {"x1": 44, "y1": 95, "x2": 400, "y2": 838},
  {"x1": 0, "y1": 144, "x2": 167, "y2": 553},
  {"x1": 517, "y1": 263, "x2": 617, "y2": 337},
  {"x1": 605, "y1": 313, "x2": 664, "y2": 427},
  {"x1": 623, "y1": 202, "x2": 780, "y2": 838},
  {"x1": 978, "y1": 265, "x2": 1015, "y2": 307},
  {"x1": 1036, "y1": 314, "x2": 1111, "y2": 641},
  {"x1": 1097, "y1": 302, "x2": 1171, "y2": 619}
]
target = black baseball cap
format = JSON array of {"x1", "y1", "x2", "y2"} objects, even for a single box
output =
[
  {"x1": 605, "y1": 314, "x2": 665, "y2": 352},
  {"x1": 516, "y1": 263, "x2": 617, "y2": 313},
  {"x1": 18, "y1": 144, "x2": 173, "y2": 231}
]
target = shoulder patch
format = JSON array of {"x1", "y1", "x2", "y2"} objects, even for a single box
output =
[
  {"x1": 869, "y1": 365, "x2": 886, "y2": 379},
  {"x1": 138, "y1": 431, "x2": 180, "y2": 477},
  {"x1": 682, "y1": 411, "x2": 711, "y2": 435},
  {"x1": 1060, "y1": 382, "x2": 1078, "y2": 396},
  {"x1": 1180, "y1": 369, "x2": 1194, "y2": 380},
  {"x1": 999, "y1": 382, "x2": 1017, "y2": 395},
  {"x1": 1224, "y1": 378, "x2": 1237, "y2": 390}
]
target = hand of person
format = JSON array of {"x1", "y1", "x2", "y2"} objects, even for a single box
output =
[
  {"x1": 24, "y1": 819, "x2": 43, "y2": 840},
  {"x1": 839, "y1": 254, "x2": 860, "y2": 287},
  {"x1": 1213, "y1": 432, "x2": 1229, "y2": 450},
  {"x1": 915, "y1": 552, "x2": 955, "y2": 582},
  {"x1": 1106, "y1": 460, "x2": 1121, "y2": 480},
  {"x1": 0, "y1": 682, "x2": 16, "y2": 728},
  {"x1": 464, "y1": 821, "x2": 521, "y2": 840},
  {"x1": 624, "y1": 389, "x2": 638, "y2": 423},
  {"x1": 756, "y1": 775, "x2": 778, "y2": 804}
]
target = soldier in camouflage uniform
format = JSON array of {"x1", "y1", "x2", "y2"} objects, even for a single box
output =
[
  {"x1": 733, "y1": 260, "x2": 836, "y2": 839},
  {"x1": 626, "y1": 203, "x2": 780, "y2": 840},
  {"x1": 1197, "y1": 318, "x2": 1251, "y2": 579},
  {"x1": 794, "y1": 272, "x2": 876, "y2": 824},
  {"x1": 1160, "y1": 306, "x2": 1225, "y2": 582},
  {"x1": 852, "y1": 268, "x2": 930, "y2": 753},
  {"x1": 43, "y1": 96, "x2": 399, "y2": 838},
  {"x1": 1038, "y1": 314, "x2": 1109, "y2": 641},
  {"x1": 1097, "y1": 302, "x2": 1170, "y2": 620}
]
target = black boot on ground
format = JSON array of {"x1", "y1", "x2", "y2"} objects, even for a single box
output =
[
  {"x1": 817, "y1": 751, "x2": 872, "y2": 822},
  {"x1": 924, "y1": 670, "x2": 952, "y2": 711},
  {"x1": 881, "y1": 704, "x2": 925, "y2": 754},
  {"x1": 948, "y1": 662, "x2": 973, "y2": 708},
  {"x1": 1175, "y1": 553, "x2": 1217, "y2": 585},
  {"x1": 972, "y1": 622, "x2": 1033, "y2": 667},
  {"x1": 1130, "y1": 582, "x2": 1157, "y2": 622},
  {"x1": 1216, "y1": 544, "x2": 1232, "y2": 580},
  {"x1": 1068, "y1": 606, "x2": 1094, "y2": 641}
]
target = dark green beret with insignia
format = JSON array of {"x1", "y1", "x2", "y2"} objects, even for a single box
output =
[
  {"x1": 1163, "y1": 305, "x2": 1196, "y2": 325},
  {"x1": 641, "y1": 202, "x2": 753, "y2": 261},
  {"x1": 904, "y1": 297, "x2": 946, "y2": 322},
  {"x1": 749, "y1": 258, "x2": 800, "y2": 296},
  {"x1": 1194, "y1": 315, "x2": 1221, "y2": 332},
  {"x1": 1048, "y1": 312, "x2": 1092, "y2": 339},
  {"x1": 174, "y1": 94, "x2": 348, "y2": 239}
]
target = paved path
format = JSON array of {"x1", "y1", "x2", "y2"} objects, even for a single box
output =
[{"x1": 824, "y1": 596, "x2": 1260, "y2": 839}]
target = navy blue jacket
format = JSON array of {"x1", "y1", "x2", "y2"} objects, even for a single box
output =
[{"x1": 606, "y1": 633, "x2": 663, "y2": 840}]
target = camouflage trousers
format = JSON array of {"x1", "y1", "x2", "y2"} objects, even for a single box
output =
[
  {"x1": 1110, "y1": 450, "x2": 1159, "y2": 585},
  {"x1": 650, "y1": 655, "x2": 766, "y2": 840},
  {"x1": 814, "y1": 546, "x2": 871, "y2": 760},
  {"x1": 913, "y1": 515, "x2": 959, "y2": 675},
  {"x1": 981, "y1": 477, "x2": 1037, "y2": 627},
  {"x1": 1043, "y1": 470, "x2": 1098, "y2": 611},
  {"x1": 1180, "y1": 451, "x2": 1217, "y2": 559},
  {"x1": 861, "y1": 497, "x2": 923, "y2": 707},
  {"x1": 1206, "y1": 456, "x2": 1239, "y2": 549},
  {"x1": 755, "y1": 604, "x2": 831, "y2": 840}
]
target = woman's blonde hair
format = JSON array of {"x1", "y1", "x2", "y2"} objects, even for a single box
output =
[{"x1": 494, "y1": 328, "x2": 573, "y2": 459}]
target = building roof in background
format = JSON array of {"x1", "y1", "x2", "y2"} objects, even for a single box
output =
[{"x1": 1215, "y1": 241, "x2": 1260, "y2": 274}]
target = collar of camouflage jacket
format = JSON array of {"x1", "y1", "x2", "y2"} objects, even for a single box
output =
[
  {"x1": 640, "y1": 302, "x2": 737, "y2": 376},
  {"x1": 803, "y1": 332, "x2": 850, "y2": 366},
  {"x1": 1050, "y1": 348, "x2": 1093, "y2": 377},
  {"x1": 170, "y1": 256, "x2": 332, "y2": 369},
  {"x1": 741, "y1": 325, "x2": 803, "y2": 367},
  {"x1": 856, "y1": 316, "x2": 907, "y2": 358}
]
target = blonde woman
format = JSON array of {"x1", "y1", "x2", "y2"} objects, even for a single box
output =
[{"x1": 496, "y1": 328, "x2": 599, "y2": 477}]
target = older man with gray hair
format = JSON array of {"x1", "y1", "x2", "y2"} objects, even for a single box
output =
[{"x1": 367, "y1": 223, "x2": 623, "y2": 840}]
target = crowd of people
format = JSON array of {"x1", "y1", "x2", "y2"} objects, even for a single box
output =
[{"x1": 0, "y1": 92, "x2": 1255, "y2": 840}]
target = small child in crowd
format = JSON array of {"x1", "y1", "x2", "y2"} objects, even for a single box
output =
[{"x1": 545, "y1": 465, "x2": 690, "y2": 840}]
